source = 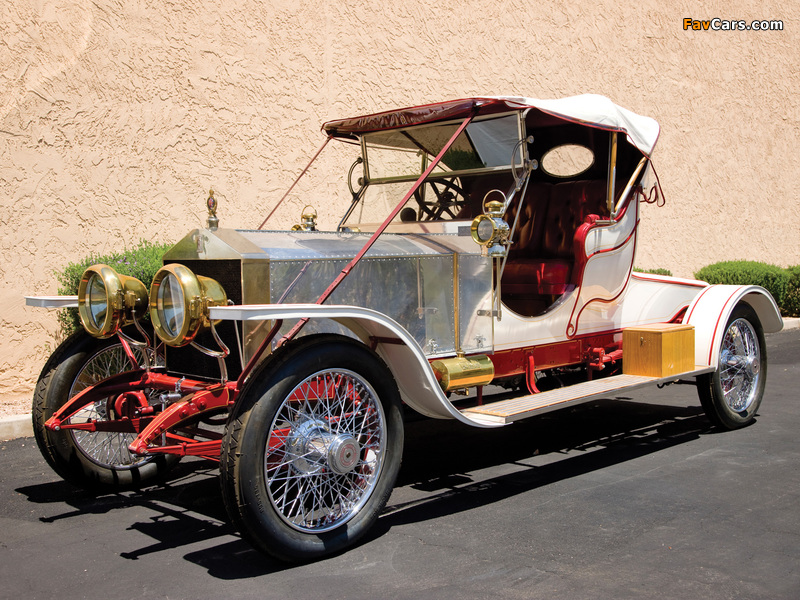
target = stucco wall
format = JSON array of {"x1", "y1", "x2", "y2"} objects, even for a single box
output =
[{"x1": 1, "y1": 1, "x2": 798, "y2": 414}]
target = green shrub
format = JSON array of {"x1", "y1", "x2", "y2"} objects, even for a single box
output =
[
  {"x1": 694, "y1": 260, "x2": 789, "y2": 311},
  {"x1": 633, "y1": 267, "x2": 672, "y2": 276},
  {"x1": 56, "y1": 239, "x2": 173, "y2": 336},
  {"x1": 782, "y1": 265, "x2": 800, "y2": 318}
]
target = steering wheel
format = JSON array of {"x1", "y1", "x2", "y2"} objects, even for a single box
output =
[{"x1": 412, "y1": 177, "x2": 467, "y2": 221}]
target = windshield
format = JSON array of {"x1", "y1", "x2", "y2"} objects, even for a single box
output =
[
  {"x1": 340, "y1": 113, "x2": 522, "y2": 229},
  {"x1": 363, "y1": 113, "x2": 522, "y2": 181}
]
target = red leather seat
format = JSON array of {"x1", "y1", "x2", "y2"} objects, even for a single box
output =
[{"x1": 502, "y1": 180, "x2": 608, "y2": 301}]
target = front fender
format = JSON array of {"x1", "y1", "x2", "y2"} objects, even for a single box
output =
[
  {"x1": 684, "y1": 285, "x2": 783, "y2": 368},
  {"x1": 210, "y1": 304, "x2": 503, "y2": 428}
]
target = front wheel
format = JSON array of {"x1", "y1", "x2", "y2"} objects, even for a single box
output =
[
  {"x1": 697, "y1": 305, "x2": 767, "y2": 429},
  {"x1": 32, "y1": 330, "x2": 177, "y2": 489},
  {"x1": 221, "y1": 337, "x2": 404, "y2": 562}
]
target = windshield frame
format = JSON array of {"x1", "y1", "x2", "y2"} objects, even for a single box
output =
[{"x1": 359, "y1": 111, "x2": 527, "y2": 186}]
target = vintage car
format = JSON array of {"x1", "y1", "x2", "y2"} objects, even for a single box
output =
[{"x1": 26, "y1": 95, "x2": 782, "y2": 562}]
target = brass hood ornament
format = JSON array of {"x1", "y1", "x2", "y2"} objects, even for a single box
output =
[{"x1": 207, "y1": 189, "x2": 219, "y2": 230}]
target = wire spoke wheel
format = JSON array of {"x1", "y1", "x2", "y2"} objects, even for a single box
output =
[
  {"x1": 718, "y1": 318, "x2": 761, "y2": 413},
  {"x1": 67, "y1": 344, "x2": 149, "y2": 469},
  {"x1": 221, "y1": 337, "x2": 403, "y2": 562},
  {"x1": 266, "y1": 369, "x2": 386, "y2": 533},
  {"x1": 698, "y1": 305, "x2": 767, "y2": 430},
  {"x1": 32, "y1": 330, "x2": 177, "y2": 490}
]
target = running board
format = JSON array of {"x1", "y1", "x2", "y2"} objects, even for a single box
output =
[{"x1": 461, "y1": 367, "x2": 715, "y2": 425}]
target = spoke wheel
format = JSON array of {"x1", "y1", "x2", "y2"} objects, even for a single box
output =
[
  {"x1": 266, "y1": 369, "x2": 386, "y2": 533},
  {"x1": 32, "y1": 330, "x2": 177, "y2": 489},
  {"x1": 221, "y1": 336, "x2": 403, "y2": 562},
  {"x1": 67, "y1": 344, "x2": 151, "y2": 469},
  {"x1": 698, "y1": 305, "x2": 767, "y2": 429}
]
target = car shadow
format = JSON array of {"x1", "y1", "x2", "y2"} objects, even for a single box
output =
[
  {"x1": 15, "y1": 397, "x2": 712, "y2": 578},
  {"x1": 379, "y1": 398, "x2": 709, "y2": 529}
]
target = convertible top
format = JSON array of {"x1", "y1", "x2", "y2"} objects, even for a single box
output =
[{"x1": 322, "y1": 94, "x2": 660, "y2": 156}]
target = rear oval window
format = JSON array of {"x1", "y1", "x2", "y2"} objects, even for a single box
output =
[{"x1": 540, "y1": 144, "x2": 594, "y2": 178}]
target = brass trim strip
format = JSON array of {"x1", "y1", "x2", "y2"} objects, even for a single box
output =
[
  {"x1": 606, "y1": 131, "x2": 618, "y2": 215},
  {"x1": 613, "y1": 157, "x2": 648, "y2": 217},
  {"x1": 453, "y1": 252, "x2": 460, "y2": 353}
]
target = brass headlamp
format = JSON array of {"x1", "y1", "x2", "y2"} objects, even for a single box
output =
[
  {"x1": 78, "y1": 265, "x2": 149, "y2": 338},
  {"x1": 149, "y1": 264, "x2": 227, "y2": 347},
  {"x1": 470, "y1": 197, "x2": 509, "y2": 257}
]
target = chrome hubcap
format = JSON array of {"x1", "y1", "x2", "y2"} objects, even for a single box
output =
[
  {"x1": 285, "y1": 420, "x2": 362, "y2": 476},
  {"x1": 328, "y1": 435, "x2": 361, "y2": 475}
]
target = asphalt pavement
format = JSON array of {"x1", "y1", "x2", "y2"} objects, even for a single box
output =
[{"x1": 2, "y1": 328, "x2": 799, "y2": 600}]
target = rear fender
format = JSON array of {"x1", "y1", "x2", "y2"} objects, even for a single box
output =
[
  {"x1": 684, "y1": 285, "x2": 782, "y2": 368},
  {"x1": 210, "y1": 304, "x2": 503, "y2": 428}
]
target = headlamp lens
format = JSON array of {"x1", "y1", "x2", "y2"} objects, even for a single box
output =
[
  {"x1": 157, "y1": 273, "x2": 185, "y2": 339},
  {"x1": 85, "y1": 273, "x2": 108, "y2": 330},
  {"x1": 476, "y1": 218, "x2": 495, "y2": 243},
  {"x1": 150, "y1": 264, "x2": 226, "y2": 347},
  {"x1": 471, "y1": 215, "x2": 498, "y2": 246}
]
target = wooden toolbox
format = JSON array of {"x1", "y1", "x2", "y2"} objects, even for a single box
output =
[{"x1": 622, "y1": 323, "x2": 695, "y2": 378}]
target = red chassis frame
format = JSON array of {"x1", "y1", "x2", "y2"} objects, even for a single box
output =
[{"x1": 44, "y1": 369, "x2": 235, "y2": 461}]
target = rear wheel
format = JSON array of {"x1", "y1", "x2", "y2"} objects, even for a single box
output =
[
  {"x1": 221, "y1": 337, "x2": 403, "y2": 562},
  {"x1": 32, "y1": 330, "x2": 176, "y2": 489},
  {"x1": 698, "y1": 305, "x2": 766, "y2": 429}
]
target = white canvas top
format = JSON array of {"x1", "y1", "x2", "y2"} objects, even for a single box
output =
[{"x1": 495, "y1": 94, "x2": 661, "y2": 156}]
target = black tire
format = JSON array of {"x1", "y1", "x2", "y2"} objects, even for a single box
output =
[
  {"x1": 697, "y1": 305, "x2": 767, "y2": 429},
  {"x1": 32, "y1": 330, "x2": 177, "y2": 490},
  {"x1": 220, "y1": 336, "x2": 404, "y2": 562}
]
